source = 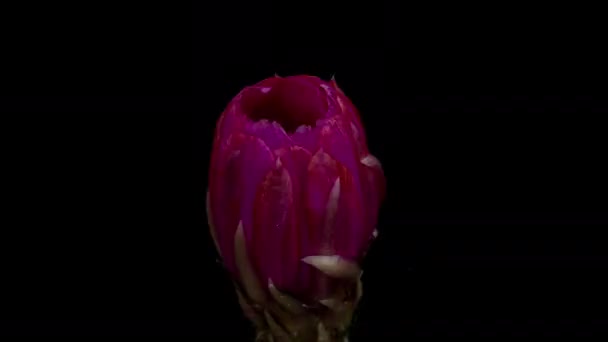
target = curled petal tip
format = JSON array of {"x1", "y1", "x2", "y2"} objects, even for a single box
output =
[
  {"x1": 319, "y1": 298, "x2": 339, "y2": 310},
  {"x1": 301, "y1": 255, "x2": 360, "y2": 279},
  {"x1": 361, "y1": 154, "x2": 382, "y2": 169}
]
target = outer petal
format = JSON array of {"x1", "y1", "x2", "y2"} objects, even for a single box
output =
[
  {"x1": 348, "y1": 154, "x2": 386, "y2": 261},
  {"x1": 290, "y1": 91, "x2": 349, "y2": 145},
  {"x1": 317, "y1": 119, "x2": 365, "y2": 210},
  {"x1": 237, "y1": 135, "x2": 276, "y2": 247},
  {"x1": 331, "y1": 79, "x2": 368, "y2": 151},
  {"x1": 251, "y1": 159, "x2": 295, "y2": 292},
  {"x1": 331, "y1": 168, "x2": 367, "y2": 261},
  {"x1": 347, "y1": 119, "x2": 367, "y2": 159},
  {"x1": 274, "y1": 146, "x2": 312, "y2": 297},
  {"x1": 215, "y1": 102, "x2": 248, "y2": 147},
  {"x1": 290, "y1": 123, "x2": 322, "y2": 153},
  {"x1": 305, "y1": 149, "x2": 340, "y2": 255},
  {"x1": 208, "y1": 133, "x2": 248, "y2": 275},
  {"x1": 330, "y1": 80, "x2": 367, "y2": 156},
  {"x1": 209, "y1": 132, "x2": 275, "y2": 277},
  {"x1": 304, "y1": 149, "x2": 345, "y2": 300},
  {"x1": 243, "y1": 119, "x2": 292, "y2": 151}
]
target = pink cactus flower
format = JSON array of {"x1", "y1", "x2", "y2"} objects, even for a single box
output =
[{"x1": 207, "y1": 75, "x2": 385, "y2": 341}]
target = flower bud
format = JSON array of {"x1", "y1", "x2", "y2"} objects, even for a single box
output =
[{"x1": 207, "y1": 75, "x2": 385, "y2": 340}]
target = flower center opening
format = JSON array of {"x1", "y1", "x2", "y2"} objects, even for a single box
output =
[{"x1": 242, "y1": 77, "x2": 327, "y2": 133}]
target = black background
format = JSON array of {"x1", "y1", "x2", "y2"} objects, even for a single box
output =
[{"x1": 1, "y1": 1, "x2": 607, "y2": 338}]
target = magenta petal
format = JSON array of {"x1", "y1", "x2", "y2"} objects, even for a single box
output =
[
  {"x1": 244, "y1": 119, "x2": 292, "y2": 151},
  {"x1": 237, "y1": 135, "x2": 276, "y2": 246},
  {"x1": 333, "y1": 83, "x2": 369, "y2": 156},
  {"x1": 317, "y1": 119, "x2": 364, "y2": 199},
  {"x1": 216, "y1": 103, "x2": 247, "y2": 145},
  {"x1": 275, "y1": 147, "x2": 312, "y2": 236},
  {"x1": 304, "y1": 149, "x2": 341, "y2": 300},
  {"x1": 274, "y1": 146, "x2": 312, "y2": 296},
  {"x1": 331, "y1": 170, "x2": 367, "y2": 260},
  {"x1": 307, "y1": 149, "x2": 363, "y2": 300},
  {"x1": 359, "y1": 155, "x2": 386, "y2": 240},
  {"x1": 252, "y1": 162, "x2": 295, "y2": 291},
  {"x1": 209, "y1": 133, "x2": 248, "y2": 275},
  {"x1": 305, "y1": 149, "x2": 341, "y2": 255},
  {"x1": 348, "y1": 120, "x2": 367, "y2": 158},
  {"x1": 290, "y1": 123, "x2": 322, "y2": 153},
  {"x1": 305, "y1": 147, "x2": 366, "y2": 260}
]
